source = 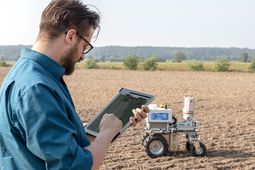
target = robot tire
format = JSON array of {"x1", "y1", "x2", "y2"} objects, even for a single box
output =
[
  {"x1": 144, "y1": 134, "x2": 168, "y2": 158},
  {"x1": 189, "y1": 142, "x2": 207, "y2": 157}
]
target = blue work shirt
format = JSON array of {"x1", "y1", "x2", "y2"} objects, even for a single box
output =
[{"x1": 0, "y1": 49, "x2": 93, "y2": 170}]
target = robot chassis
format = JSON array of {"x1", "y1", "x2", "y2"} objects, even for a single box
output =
[{"x1": 142, "y1": 96, "x2": 207, "y2": 158}]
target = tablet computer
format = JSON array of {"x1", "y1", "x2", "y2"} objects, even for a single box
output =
[{"x1": 85, "y1": 88, "x2": 154, "y2": 140}]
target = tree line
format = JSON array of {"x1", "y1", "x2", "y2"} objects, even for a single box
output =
[
  {"x1": 87, "y1": 46, "x2": 255, "y2": 62},
  {"x1": 83, "y1": 55, "x2": 255, "y2": 73},
  {"x1": 1, "y1": 45, "x2": 255, "y2": 62}
]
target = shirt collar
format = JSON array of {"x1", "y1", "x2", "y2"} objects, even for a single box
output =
[{"x1": 21, "y1": 48, "x2": 65, "y2": 80}]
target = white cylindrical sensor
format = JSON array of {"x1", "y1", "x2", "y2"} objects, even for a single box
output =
[{"x1": 183, "y1": 96, "x2": 194, "y2": 121}]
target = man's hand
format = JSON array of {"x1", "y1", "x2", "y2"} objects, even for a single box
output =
[
  {"x1": 99, "y1": 114, "x2": 123, "y2": 140},
  {"x1": 86, "y1": 114, "x2": 122, "y2": 170},
  {"x1": 129, "y1": 105, "x2": 150, "y2": 126}
]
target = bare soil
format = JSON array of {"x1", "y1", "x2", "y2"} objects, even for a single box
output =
[{"x1": 1, "y1": 67, "x2": 255, "y2": 169}]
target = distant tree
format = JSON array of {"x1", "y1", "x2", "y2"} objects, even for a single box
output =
[
  {"x1": 249, "y1": 60, "x2": 255, "y2": 72},
  {"x1": 142, "y1": 56, "x2": 158, "y2": 71},
  {"x1": 123, "y1": 55, "x2": 138, "y2": 70},
  {"x1": 85, "y1": 59, "x2": 98, "y2": 69},
  {"x1": 188, "y1": 60, "x2": 204, "y2": 71},
  {"x1": 215, "y1": 58, "x2": 230, "y2": 72},
  {"x1": 172, "y1": 52, "x2": 186, "y2": 63},
  {"x1": 0, "y1": 60, "x2": 8, "y2": 67},
  {"x1": 240, "y1": 52, "x2": 249, "y2": 62}
]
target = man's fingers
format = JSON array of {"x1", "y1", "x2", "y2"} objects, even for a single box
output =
[
  {"x1": 130, "y1": 106, "x2": 150, "y2": 127},
  {"x1": 142, "y1": 105, "x2": 150, "y2": 113},
  {"x1": 129, "y1": 117, "x2": 137, "y2": 126},
  {"x1": 135, "y1": 108, "x2": 147, "y2": 119},
  {"x1": 132, "y1": 109, "x2": 143, "y2": 122}
]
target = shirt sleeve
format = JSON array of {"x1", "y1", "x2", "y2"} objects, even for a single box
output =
[{"x1": 15, "y1": 83, "x2": 93, "y2": 170}]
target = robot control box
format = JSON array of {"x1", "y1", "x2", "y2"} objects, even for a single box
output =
[{"x1": 146, "y1": 105, "x2": 173, "y2": 131}]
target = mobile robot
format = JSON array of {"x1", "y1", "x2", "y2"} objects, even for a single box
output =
[{"x1": 142, "y1": 96, "x2": 206, "y2": 158}]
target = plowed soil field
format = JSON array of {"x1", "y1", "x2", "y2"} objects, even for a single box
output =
[{"x1": 1, "y1": 67, "x2": 255, "y2": 169}]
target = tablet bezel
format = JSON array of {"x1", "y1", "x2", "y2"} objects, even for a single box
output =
[{"x1": 85, "y1": 88, "x2": 154, "y2": 138}]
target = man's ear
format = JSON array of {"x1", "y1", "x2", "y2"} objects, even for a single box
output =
[{"x1": 65, "y1": 29, "x2": 77, "y2": 44}]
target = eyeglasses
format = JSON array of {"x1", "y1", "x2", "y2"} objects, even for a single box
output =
[{"x1": 76, "y1": 32, "x2": 94, "y2": 54}]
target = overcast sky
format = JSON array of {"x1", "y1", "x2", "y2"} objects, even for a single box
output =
[{"x1": 0, "y1": 0, "x2": 254, "y2": 48}]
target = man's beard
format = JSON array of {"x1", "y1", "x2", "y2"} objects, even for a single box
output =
[{"x1": 61, "y1": 47, "x2": 77, "y2": 75}]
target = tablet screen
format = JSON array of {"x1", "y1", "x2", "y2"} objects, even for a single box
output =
[{"x1": 85, "y1": 88, "x2": 154, "y2": 136}]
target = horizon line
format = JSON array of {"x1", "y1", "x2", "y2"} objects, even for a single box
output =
[{"x1": 0, "y1": 44, "x2": 254, "y2": 50}]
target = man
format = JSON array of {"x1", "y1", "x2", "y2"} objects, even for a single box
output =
[{"x1": 0, "y1": 0, "x2": 149, "y2": 169}]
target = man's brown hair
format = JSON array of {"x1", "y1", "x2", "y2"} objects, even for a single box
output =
[{"x1": 39, "y1": 0, "x2": 100, "y2": 40}]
